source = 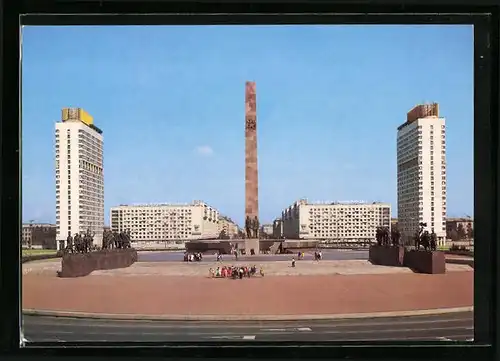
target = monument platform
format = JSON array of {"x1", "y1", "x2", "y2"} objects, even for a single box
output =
[
  {"x1": 185, "y1": 240, "x2": 233, "y2": 254},
  {"x1": 282, "y1": 240, "x2": 320, "y2": 253},
  {"x1": 185, "y1": 239, "x2": 260, "y2": 255},
  {"x1": 59, "y1": 248, "x2": 138, "y2": 278},
  {"x1": 244, "y1": 238, "x2": 260, "y2": 255},
  {"x1": 185, "y1": 239, "x2": 323, "y2": 255}
]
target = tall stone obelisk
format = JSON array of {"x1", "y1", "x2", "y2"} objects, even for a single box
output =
[{"x1": 244, "y1": 81, "x2": 260, "y2": 253}]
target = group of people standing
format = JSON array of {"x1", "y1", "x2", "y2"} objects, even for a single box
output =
[
  {"x1": 209, "y1": 265, "x2": 264, "y2": 279},
  {"x1": 184, "y1": 252, "x2": 203, "y2": 262}
]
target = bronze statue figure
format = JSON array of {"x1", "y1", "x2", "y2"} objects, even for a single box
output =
[
  {"x1": 252, "y1": 216, "x2": 260, "y2": 238},
  {"x1": 391, "y1": 227, "x2": 401, "y2": 247},
  {"x1": 83, "y1": 231, "x2": 89, "y2": 253},
  {"x1": 102, "y1": 230, "x2": 109, "y2": 250},
  {"x1": 430, "y1": 229, "x2": 437, "y2": 251},
  {"x1": 414, "y1": 231, "x2": 421, "y2": 250},
  {"x1": 245, "y1": 216, "x2": 252, "y2": 239},
  {"x1": 414, "y1": 222, "x2": 428, "y2": 250},
  {"x1": 102, "y1": 229, "x2": 115, "y2": 250},
  {"x1": 65, "y1": 232, "x2": 74, "y2": 253},
  {"x1": 123, "y1": 229, "x2": 132, "y2": 248},
  {"x1": 375, "y1": 227, "x2": 382, "y2": 246},
  {"x1": 73, "y1": 233, "x2": 81, "y2": 253},
  {"x1": 420, "y1": 231, "x2": 430, "y2": 251},
  {"x1": 376, "y1": 226, "x2": 390, "y2": 246},
  {"x1": 110, "y1": 230, "x2": 132, "y2": 249},
  {"x1": 116, "y1": 231, "x2": 123, "y2": 249}
]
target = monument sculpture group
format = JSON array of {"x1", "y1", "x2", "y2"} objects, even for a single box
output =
[
  {"x1": 244, "y1": 216, "x2": 260, "y2": 239},
  {"x1": 102, "y1": 229, "x2": 132, "y2": 250},
  {"x1": 413, "y1": 222, "x2": 438, "y2": 251},
  {"x1": 62, "y1": 229, "x2": 95, "y2": 254},
  {"x1": 59, "y1": 228, "x2": 137, "y2": 278},
  {"x1": 369, "y1": 222, "x2": 445, "y2": 274}
]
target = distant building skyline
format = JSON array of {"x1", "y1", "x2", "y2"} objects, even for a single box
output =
[
  {"x1": 22, "y1": 223, "x2": 57, "y2": 249},
  {"x1": 22, "y1": 25, "x2": 473, "y2": 226}
]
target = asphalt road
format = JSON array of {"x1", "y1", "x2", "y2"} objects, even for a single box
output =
[
  {"x1": 138, "y1": 249, "x2": 369, "y2": 263},
  {"x1": 22, "y1": 311, "x2": 473, "y2": 343}
]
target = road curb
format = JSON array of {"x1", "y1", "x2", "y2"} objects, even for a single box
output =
[{"x1": 22, "y1": 306, "x2": 473, "y2": 321}]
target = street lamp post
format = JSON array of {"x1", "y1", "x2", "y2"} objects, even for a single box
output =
[
  {"x1": 28, "y1": 219, "x2": 34, "y2": 249},
  {"x1": 163, "y1": 213, "x2": 169, "y2": 249}
]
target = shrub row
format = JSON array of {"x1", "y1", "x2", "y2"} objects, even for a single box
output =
[{"x1": 21, "y1": 252, "x2": 62, "y2": 264}]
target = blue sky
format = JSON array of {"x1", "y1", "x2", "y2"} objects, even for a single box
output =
[{"x1": 21, "y1": 25, "x2": 473, "y2": 226}]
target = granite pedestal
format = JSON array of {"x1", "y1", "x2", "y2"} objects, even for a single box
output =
[
  {"x1": 368, "y1": 245, "x2": 405, "y2": 267},
  {"x1": 403, "y1": 250, "x2": 446, "y2": 274},
  {"x1": 59, "y1": 248, "x2": 138, "y2": 278},
  {"x1": 245, "y1": 238, "x2": 260, "y2": 255}
]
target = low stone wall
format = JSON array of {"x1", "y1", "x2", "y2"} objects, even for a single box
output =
[
  {"x1": 185, "y1": 241, "x2": 233, "y2": 254},
  {"x1": 282, "y1": 241, "x2": 319, "y2": 250},
  {"x1": 445, "y1": 250, "x2": 474, "y2": 257},
  {"x1": 59, "y1": 248, "x2": 138, "y2": 278},
  {"x1": 131, "y1": 242, "x2": 186, "y2": 251},
  {"x1": 404, "y1": 250, "x2": 446, "y2": 274},
  {"x1": 186, "y1": 240, "x2": 279, "y2": 255},
  {"x1": 446, "y1": 257, "x2": 474, "y2": 268},
  {"x1": 368, "y1": 245, "x2": 405, "y2": 267}
]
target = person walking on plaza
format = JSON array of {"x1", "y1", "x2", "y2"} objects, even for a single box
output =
[{"x1": 291, "y1": 257, "x2": 296, "y2": 268}]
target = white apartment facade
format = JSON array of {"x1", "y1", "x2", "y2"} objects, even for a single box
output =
[
  {"x1": 397, "y1": 103, "x2": 447, "y2": 244},
  {"x1": 217, "y1": 216, "x2": 239, "y2": 238},
  {"x1": 110, "y1": 201, "x2": 220, "y2": 241},
  {"x1": 280, "y1": 199, "x2": 391, "y2": 241},
  {"x1": 55, "y1": 108, "x2": 104, "y2": 249},
  {"x1": 261, "y1": 223, "x2": 273, "y2": 236}
]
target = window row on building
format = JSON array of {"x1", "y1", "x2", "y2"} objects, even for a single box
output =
[
  {"x1": 110, "y1": 201, "x2": 220, "y2": 241},
  {"x1": 278, "y1": 199, "x2": 391, "y2": 241}
]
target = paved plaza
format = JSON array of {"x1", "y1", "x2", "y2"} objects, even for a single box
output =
[
  {"x1": 22, "y1": 256, "x2": 471, "y2": 277},
  {"x1": 137, "y1": 249, "x2": 370, "y2": 263},
  {"x1": 22, "y1": 255, "x2": 473, "y2": 317}
]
